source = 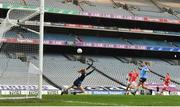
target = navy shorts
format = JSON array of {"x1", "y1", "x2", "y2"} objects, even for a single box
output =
[
  {"x1": 139, "y1": 78, "x2": 147, "y2": 83},
  {"x1": 73, "y1": 80, "x2": 82, "y2": 87}
]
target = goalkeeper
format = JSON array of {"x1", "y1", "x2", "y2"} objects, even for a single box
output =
[{"x1": 61, "y1": 61, "x2": 95, "y2": 95}]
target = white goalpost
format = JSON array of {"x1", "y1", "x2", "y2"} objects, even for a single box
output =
[
  {"x1": 0, "y1": 0, "x2": 44, "y2": 99},
  {"x1": 39, "y1": 0, "x2": 44, "y2": 99}
]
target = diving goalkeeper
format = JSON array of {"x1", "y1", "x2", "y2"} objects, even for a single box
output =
[{"x1": 61, "y1": 61, "x2": 95, "y2": 95}]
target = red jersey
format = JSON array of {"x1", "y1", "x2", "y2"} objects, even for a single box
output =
[
  {"x1": 131, "y1": 72, "x2": 139, "y2": 82},
  {"x1": 128, "y1": 72, "x2": 133, "y2": 82},
  {"x1": 128, "y1": 72, "x2": 138, "y2": 82},
  {"x1": 164, "y1": 75, "x2": 171, "y2": 85}
]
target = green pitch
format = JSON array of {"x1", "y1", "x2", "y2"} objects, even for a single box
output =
[{"x1": 0, "y1": 95, "x2": 180, "y2": 106}]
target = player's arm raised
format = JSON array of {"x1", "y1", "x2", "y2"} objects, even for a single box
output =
[
  {"x1": 86, "y1": 61, "x2": 93, "y2": 70},
  {"x1": 86, "y1": 68, "x2": 95, "y2": 76}
]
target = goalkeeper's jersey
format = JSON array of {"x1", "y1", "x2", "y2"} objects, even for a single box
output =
[
  {"x1": 77, "y1": 73, "x2": 86, "y2": 81},
  {"x1": 76, "y1": 70, "x2": 94, "y2": 82}
]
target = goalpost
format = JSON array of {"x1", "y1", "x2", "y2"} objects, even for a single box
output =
[
  {"x1": 0, "y1": 0, "x2": 44, "y2": 99},
  {"x1": 39, "y1": 0, "x2": 44, "y2": 99}
]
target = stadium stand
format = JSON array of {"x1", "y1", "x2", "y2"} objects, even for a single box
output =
[
  {"x1": 4, "y1": 31, "x2": 75, "y2": 41},
  {"x1": 1, "y1": 53, "x2": 105, "y2": 87},
  {"x1": 0, "y1": 0, "x2": 80, "y2": 11},
  {"x1": 45, "y1": 0, "x2": 80, "y2": 11},
  {"x1": 4, "y1": 31, "x2": 39, "y2": 39},
  {"x1": 113, "y1": 0, "x2": 161, "y2": 12},
  {"x1": 79, "y1": 0, "x2": 178, "y2": 19},
  {"x1": 43, "y1": 54, "x2": 180, "y2": 89},
  {"x1": 4, "y1": 31, "x2": 179, "y2": 48},
  {"x1": 131, "y1": 11, "x2": 178, "y2": 19},
  {"x1": 0, "y1": 0, "x2": 179, "y2": 19},
  {"x1": 43, "y1": 34, "x2": 180, "y2": 48},
  {"x1": 79, "y1": 1, "x2": 133, "y2": 16},
  {"x1": 127, "y1": 38, "x2": 174, "y2": 47},
  {"x1": 174, "y1": 42, "x2": 180, "y2": 47},
  {"x1": 156, "y1": 0, "x2": 180, "y2": 12},
  {"x1": 44, "y1": 34, "x2": 75, "y2": 41},
  {"x1": 79, "y1": 35, "x2": 129, "y2": 44},
  {"x1": 42, "y1": 54, "x2": 120, "y2": 87},
  {"x1": 0, "y1": 0, "x2": 23, "y2": 5},
  {"x1": 0, "y1": 51, "x2": 180, "y2": 91}
]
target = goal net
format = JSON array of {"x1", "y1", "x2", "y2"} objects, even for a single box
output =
[{"x1": 0, "y1": 0, "x2": 43, "y2": 99}]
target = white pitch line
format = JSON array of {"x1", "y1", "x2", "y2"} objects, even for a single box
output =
[{"x1": 62, "y1": 100, "x2": 119, "y2": 106}]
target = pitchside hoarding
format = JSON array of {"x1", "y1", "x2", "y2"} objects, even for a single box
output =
[{"x1": 0, "y1": 85, "x2": 179, "y2": 95}]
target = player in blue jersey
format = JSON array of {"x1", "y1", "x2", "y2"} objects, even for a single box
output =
[
  {"x1": 131, "y1": 61, "x2": 151, "y2": 95},
  {"x1": 61, "y1": 62, "x2": 95, "y2": 95}
]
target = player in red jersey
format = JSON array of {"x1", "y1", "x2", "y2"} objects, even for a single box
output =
[
  {"x1": 160, "y1": 73, "x2": 171, "y2": 95},
  {"x1": 125, "y1": 69, "x2": 139, "y2": 95},
  {"x1": 131, "y1": 69, "x2": 139, "y2": 89},
  {"x1": 125, "y1": 71, "x2": 133, "y2": 94}
]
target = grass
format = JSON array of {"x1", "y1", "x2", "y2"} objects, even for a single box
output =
[{"x1": 0, "y1": 95, "x2": 179, "y2": 106}]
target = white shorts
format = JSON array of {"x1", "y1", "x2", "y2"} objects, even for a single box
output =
[
  {"x1": 163, "y1": 84, "x2": 169, "y2": 89},
  {"x1": 127, "y1": 81, "x2": 137, "y2": 87},
  {"x1": 131, "y1": 81, "x2": 137, "y2": 87},
  {"x1": 127, "y1": 81, "x2": 131, "y2": 85}
]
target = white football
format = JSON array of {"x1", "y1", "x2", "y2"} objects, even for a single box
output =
[
  {"x1": 77, "y1": 48, "x2": 83, "y2": 54},
  {"x1": 174, "y1": 54, "x2": 177, "y2": 58}
]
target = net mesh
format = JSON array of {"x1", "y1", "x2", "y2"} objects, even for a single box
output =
[
  {"x1": 0, "y1": 18, "x2": 15, "y2": 39},
  {"x1": 0, "y1": 1, "x2": 41, "y2": 99}
]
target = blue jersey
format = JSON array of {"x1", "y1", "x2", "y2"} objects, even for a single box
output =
[{"x1": 140, "y1": 66, "x2": 149, "y2": 79}]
